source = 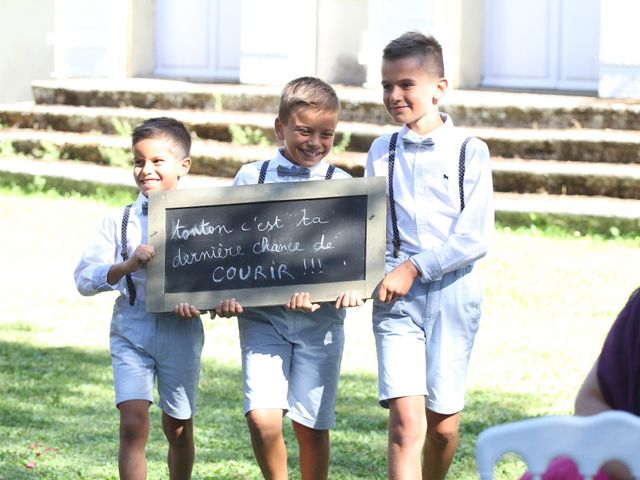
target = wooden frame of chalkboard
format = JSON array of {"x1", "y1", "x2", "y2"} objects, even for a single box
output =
[{"x1": 146, "y1": 177, "x2": 386, "y2": 312}]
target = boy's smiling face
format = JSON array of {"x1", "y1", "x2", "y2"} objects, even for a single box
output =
[
  {"x1": 274, "y1": 107, "x2": 338, "y2": 168},
  {"x1": 132, "y1": 136, "x2": 191, "y2": 196},
  {"x1": 381, "y1": 55, "x2": 447, "y2": 134}
]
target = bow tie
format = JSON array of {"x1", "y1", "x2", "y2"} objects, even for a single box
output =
[
  {"x1": 403, "y1": 137, "x2": 435, "y2": 149},
  {"x1": 277, "y1": 165, "x2": 310, "y2": 178},
  {"x1": 141, "y1": 202, "x2": 148, "y2": 215}
]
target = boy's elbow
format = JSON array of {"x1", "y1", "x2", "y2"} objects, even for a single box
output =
[
  {"x1": 74, "y1": 274, "x2": 99, "y2": 297},
  {"x1": 468, "y1": 240, "x2": 489, "y2": 263},
  {"x1": 478, "y1": 241, "x2": 490, "y2": 259},
  {"x1": 76, "y1": 284, "x2": 96, "y2": 297}
]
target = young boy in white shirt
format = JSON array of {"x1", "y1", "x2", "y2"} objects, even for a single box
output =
[
  {"x1": 365, "y1": 32, "x2": 494, "y2": 479},
  {"x1": 177, "y1": 76, "x2": 363, "y2": 480},
  {"x1": 75, "y1": 117, "x2": 204, "y2": 480}
]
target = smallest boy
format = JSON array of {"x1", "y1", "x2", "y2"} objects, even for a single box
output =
[
  {"x1": 75, "y1": 117, "x2": 204, "y2": 480},
  {"x1": 366, "y1": 32, "x2": 494, "y2": 479},
  {"x1": 177, "y1": 76, "x2": 362, "y2": 480}
]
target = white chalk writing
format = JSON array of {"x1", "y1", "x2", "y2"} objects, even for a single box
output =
[
  {"x1": 211, "y1": 263, "x2": 295, "y2": 283},
  {"x1": 253, "y1": 237, "x2": 304, "y2": 254},
  {"x1": 172, "y1": 245, "x2": 244, "y2": 268},
  {"x1": 295, "y1": 209, "x2": 329, "y2": 227},
  {"x1": 241, "y1": 215, "x2": 283, "y2": 232},
  {"x1": 171, "y1": 219, "x2": 233, "y2": 240}
]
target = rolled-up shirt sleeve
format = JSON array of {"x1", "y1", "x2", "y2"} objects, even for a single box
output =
[{"x1": 74, "y1": 214, "x2": 120, "y2": 296}]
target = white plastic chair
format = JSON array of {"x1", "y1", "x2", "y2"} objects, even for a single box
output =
[{"x1": 476, "y1": 410, "x2": 640, "y2": 479}]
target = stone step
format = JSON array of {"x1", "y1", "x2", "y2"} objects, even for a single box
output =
[
  {"x1": 477, "y1": 127, "x2": 640, "y2": 164},
  {"x1": 0, "y1": 156, "x2": 229, "y2": 193},
  {"x1": 31, "y1": 78, "x2": 640, "y2": 130},
  {"x1": 0, "y1": 129, "x2": 640, "y2": 198},
  {"x1": 0, "y1": 128, "x2": 366, "y2": 177},
  {"x1": 3, "y1": 102, "x2": 640, "y2": 163},
  {"x1": 492, "y1": 158, "x2": 640, "y2": 199},
  {"x1": 2, "y1": 156, "x2": 638, "y2": 236},
  {"x1": 0, "y1": 101, "x2": 376, "y2": 153},
  {"x1": 494, "y1": 192, "x2": 640, "y2": 236},
  {"x1": 2, "y1": 129, "x2": 640, "y2": 200}
]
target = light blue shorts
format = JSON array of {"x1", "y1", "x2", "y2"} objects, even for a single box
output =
[
  {"x1": 373, "y1": 251, "x2": 482, "y2": 414},
  {"x1": 238, "y1": 304, "x2": 345, "y2": 430},
  {"x1": 110, "y1": 299, "x2": 204, "y2": 420}
]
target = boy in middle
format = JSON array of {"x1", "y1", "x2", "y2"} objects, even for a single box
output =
[{"x1": 177, "y1": 76, "x2": 362, "y2": 480}]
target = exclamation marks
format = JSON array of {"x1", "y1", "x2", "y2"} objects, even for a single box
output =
[{"x1": 303, "y1": 258, "x2": 324, "y2": 274}]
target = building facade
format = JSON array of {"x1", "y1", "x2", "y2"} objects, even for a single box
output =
[{"x1": 2, "y1": 0, "x2": 638, "y2": 102}]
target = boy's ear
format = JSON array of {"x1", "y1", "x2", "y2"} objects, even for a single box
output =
[
  {"x1": 178, "y1": 157, "x2": 192, "y2": 178},
  {"x1": 433, "y1": 77, "x2": 448, "y2": 104},
  {"x1": 274, "y1": 117, "x2": 285, "y2": 141}
]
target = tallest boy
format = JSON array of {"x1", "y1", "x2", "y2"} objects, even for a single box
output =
[{"x1": 366, "y1": 32, "x2": 494, "y2": 479}]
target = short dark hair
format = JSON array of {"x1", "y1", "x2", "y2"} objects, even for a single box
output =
[
  {"x1": 131, "y1": 117, "x2": 191, "y2": 159},
  {"x1": 383, "y1": 31, "x2": 445, "y2": 78},
  {"x1": 278, "y1": 76, "x2": 340, "y2": 124}
]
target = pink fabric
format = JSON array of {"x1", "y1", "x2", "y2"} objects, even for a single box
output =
[{"x1": 520, "y1": 457, "x2": 610, "y2": 480}]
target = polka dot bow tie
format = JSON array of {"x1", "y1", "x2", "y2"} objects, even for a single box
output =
[
  {"x1": 403, "y1": 137, "x2": 435, "y2": 149},
  {"x1": 276, "y1": 165, "x2": 310, "y2": 178}
]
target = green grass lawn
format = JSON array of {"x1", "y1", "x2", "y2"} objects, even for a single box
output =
[{"x1": 1, "y1": 187, "x2": 639, "y2": 479}]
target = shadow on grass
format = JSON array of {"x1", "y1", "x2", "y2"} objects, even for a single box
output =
[
  {"x1": 0, "y1": 340, "x2": 546, "y2": 479},
  {"x1": 0, "y1": 340, "x2": 115, "y2": 479},
  {"x1": 453, "y1": 388, "x2": 553, "y2": 478}
]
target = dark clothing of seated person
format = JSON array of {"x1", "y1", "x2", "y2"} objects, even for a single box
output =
[{"x1": 521, "y1": 288, "x2": 640, "y2": 480}]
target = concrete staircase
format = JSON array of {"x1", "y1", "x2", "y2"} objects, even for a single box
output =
[{"x1": 1, "y1": 78, "x2": 639, "y2": 235}]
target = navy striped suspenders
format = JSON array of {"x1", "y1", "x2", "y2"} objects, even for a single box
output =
[
  {"x1": 387, "y1": 133, "x2": 473, "y2": 258},
  {"x1": 258, "y1": 160, "x2": 269, "y2": 184},
  {"x1": 387, "y1": 133, "x2": 402, "y2": 258},
  {"x1": 325, "y1": 164, "x2": 336, "y2": 179},
  {"x1": 121, "y1": 205, "x2": 137, "y2": 305},
  {"x1": 458, "y1": 137, "x2": 472, "y2": 211}
]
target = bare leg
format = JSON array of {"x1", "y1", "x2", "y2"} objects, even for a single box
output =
[
  {"x1": 292, "y1": 420, "x2": 329, "y2": 480},
  {"x1": 387, "y1": 396, "x2": 427, "y2": 480},
  {"x1": 118, "y1": 400, "x2": 151, "y2": 480},
  {"x1": 246, "y1": 409, "x2": 288, "y2": 480},
  {"x1": 422, "y1": 410, "x2": 460, "y2": 480},
  {"x1": 162, "y1": 413, "x2": 195, "y2": 480}
]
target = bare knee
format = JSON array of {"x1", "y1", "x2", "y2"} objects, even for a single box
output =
[
  {"x1": 246, "y1": 409, "x2": 283, "y2": 443},
  {"x1": 162, "y1": 414, "x2": 193, "y2": 448},
  {"x1": 119, "y1": 400, "x2": 150, "y2": 443},
  {"x1": 390, "y1": 418, "x2": 425, "y2": 448},
  {"x1": 426, "y1": 412, "x2": 460, "y2": 449},
  {"x1": 292, "y1": 421, "x2": 328, "y2": 447},
  {"x1": 426, "y1": 424, "x2": 458, "y2": 449},
  {"x1": 388, "y1": 399, "x2": 427, "y2": 448}
]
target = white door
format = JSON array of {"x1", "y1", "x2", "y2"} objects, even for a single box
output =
[
  {"x1": 53, "y1": 0, "x2": 128, "y2": 78},
  {"x1": 599, "y1": 1, "x2": 640, "y2": 98},
  {"x1": 483, "y1": 0, "x2": 599, "y2": 91},
  {"x1": 238, "y1": 0, "x2": 317, "y2": 85},
  {"x1": 155, "y1": 0, "x2": 240, "y2": 81}
]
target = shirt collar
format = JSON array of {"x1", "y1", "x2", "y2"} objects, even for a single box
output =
[
  {"x1": 275, "y1": 147, "x2": 324, "y2": 173},
  {"x1": 398, "y1": 113, "x2": 453, "y2": 148}
]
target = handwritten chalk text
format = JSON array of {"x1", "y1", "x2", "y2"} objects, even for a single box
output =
[
  {"x1": 171, "y1": 219, "x2": 233, "y2": 240},
  {"x1": 212, "y1": 263, "x2": 295, "y2": 283}
]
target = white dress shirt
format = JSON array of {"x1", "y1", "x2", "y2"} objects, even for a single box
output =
[
  {"x1": 233, "y1": 148, "x2": 351, "y2": 185},
  {"x1": 74, "y1": 192, "x2": 149, "y2": 303},
  {"x1": 365, "y1": 113, "x2": 494, "y2": 281}
]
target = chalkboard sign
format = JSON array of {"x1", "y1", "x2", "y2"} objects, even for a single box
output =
[{"x1": 146, "y1": 177, "x2": 386, "y2": 312}]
